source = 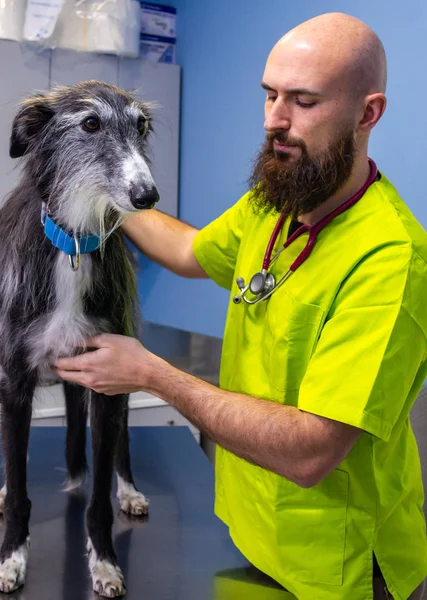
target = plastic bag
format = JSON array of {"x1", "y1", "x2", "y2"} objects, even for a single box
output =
[
  {"x1": 0, "y1": 0, "x2": 27, "y2": 42},
  {"x1": 23, "y1": 0, "x2": 141, "y2": 57}
]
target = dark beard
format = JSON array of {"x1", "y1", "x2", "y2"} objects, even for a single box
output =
[{"x1": 248, "y1": 127, "x2": 356, "y2": 219}]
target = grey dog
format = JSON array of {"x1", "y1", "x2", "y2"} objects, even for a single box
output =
[{"x1": 0, "y1": 80, "x2": 159, "y2": 596}]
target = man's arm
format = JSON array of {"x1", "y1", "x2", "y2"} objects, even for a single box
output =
[
  {"x1": 123, "y1": 209, "x2": 208, "y2": 278},
  {"x1": 54, "y1": 335, "x2": 362, "y2": 488},
  {"x1": 146, "y1": 358, "x2": 362, "y2": 488}
]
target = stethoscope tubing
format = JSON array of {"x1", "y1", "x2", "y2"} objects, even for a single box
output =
[
  {"x1": 234, "y1": 157, "x2": 378, "y2": 306},
  {"x1": 263, "y1": 157, "x2": 378, "y2": 273}
]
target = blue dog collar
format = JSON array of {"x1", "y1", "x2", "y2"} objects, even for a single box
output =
[{"x1": 41, "y1": 204, "x2": 101, "y2": 256}]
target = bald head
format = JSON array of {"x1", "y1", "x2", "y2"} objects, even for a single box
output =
[{"x1": 271, "y1": 13, "x2": 387, "y2": 98}]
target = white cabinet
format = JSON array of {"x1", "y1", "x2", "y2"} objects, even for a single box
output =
[
  {"x1": 119, "y1": 60, "x2": 181, "y2": 218},
  {"x1": 0, "y1": 41, "x2": 51, "y2": 203},
  {"x1": 50, "y1": 49, "x2": 119, "y2": 86}
]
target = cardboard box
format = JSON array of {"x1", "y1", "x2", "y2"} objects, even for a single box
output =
[
  {"x1": 140, "y1": 34, "x2": 176, "y2": 63},
  {"x1": 139, "y1": 2, "x2": 176, "y2": 38}
]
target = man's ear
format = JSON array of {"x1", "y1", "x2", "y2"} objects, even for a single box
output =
[{"x1": 10, "y1": 94, "x2": 54, "y2": 159}]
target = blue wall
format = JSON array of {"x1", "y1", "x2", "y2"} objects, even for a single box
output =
[{"x1": 139, "y1": 0, "x2": 427, "y2": 339}]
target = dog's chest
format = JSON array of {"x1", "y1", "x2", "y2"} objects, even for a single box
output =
[{"x1": 28, "y1": 253, "x2": 107, "y2": 371}]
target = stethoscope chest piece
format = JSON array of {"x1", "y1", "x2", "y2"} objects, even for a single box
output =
[
  {"x1": 249, "y1": 271, "x2": 275, "y2": 295},
  {"x1": 233, "y1": 270, "x2": 276, "y2": 304}
]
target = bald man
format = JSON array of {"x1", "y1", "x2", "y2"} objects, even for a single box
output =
[{"x1": 55, "y1": 13, "x2": 427, "y2": 600}]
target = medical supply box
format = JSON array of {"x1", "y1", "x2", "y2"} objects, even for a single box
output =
[
  {"x1": 139, "y1": 2, "x2": 176, "y2": 63},
  {"x1": 140, "y1": 34, "x2": 175, "y2": 63},
  {"x1": 139, "y1": 2, "x2": 176, "y2": 37}
]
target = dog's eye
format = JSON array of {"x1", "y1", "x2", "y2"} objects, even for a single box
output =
[
  {"x1": 82, "y1": 117, "x2": 100, "y2": 132},
  {"x1": 137, "y1": 117, "x2": 147, "y2": 136}
]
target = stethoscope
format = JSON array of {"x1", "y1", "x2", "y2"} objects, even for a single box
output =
[{"x1": 233, "y1": 158, "x2": 378, "y2": 305}]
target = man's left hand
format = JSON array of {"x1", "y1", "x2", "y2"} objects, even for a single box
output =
[{"x1": 53, "y1": 334, "x2": 159, "y2": 396}]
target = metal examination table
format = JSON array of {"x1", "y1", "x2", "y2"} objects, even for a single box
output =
[{"x1": 0, "y1": 426, "x2": 294, "y2": 599}]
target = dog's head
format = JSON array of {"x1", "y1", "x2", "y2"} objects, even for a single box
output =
[{"x1": 10, "y1": 81, "x2": 159, "y2": 231}]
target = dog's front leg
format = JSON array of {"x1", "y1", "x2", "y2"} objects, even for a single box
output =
[
  {"x1": 0, "y1": 383, "x2": 33, "y2": 594},
  {"x1": 0, "y1": 483, "x2": 7, "y2": 516},
  {"x1": 86, "y1": 392, "x2": 126, "y2": 598}
]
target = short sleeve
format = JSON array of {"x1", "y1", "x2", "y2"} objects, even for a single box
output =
[
  {"x1": 298, "y1": 245, "x2": 427, "y2": 442},
  {"x1": 192, "y1": 192, "x2": 250, "y2": 290}
]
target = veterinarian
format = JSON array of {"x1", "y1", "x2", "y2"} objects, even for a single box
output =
[{"x1": 55, "y1": 12, "x2": 427, "y2": 600}]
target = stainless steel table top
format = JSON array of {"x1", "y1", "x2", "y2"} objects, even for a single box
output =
[
  {"x1": 141, "y1": 321, "x2": 223, "y2": 387},
  {"x1": 0, "y1": 427, "x2": 293, "y2": 599}
]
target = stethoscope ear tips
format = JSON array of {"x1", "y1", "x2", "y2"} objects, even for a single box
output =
[
  {"x1": 233, "y1": 277, "x2": 246, "y2": 303},
  {"x1": 236, "y1": 277, "x2": 245, "y2": 290}
]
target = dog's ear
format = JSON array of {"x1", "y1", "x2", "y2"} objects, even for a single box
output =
[{"x1": 10, "y1": 95, "x2": 54, "y2": 159}]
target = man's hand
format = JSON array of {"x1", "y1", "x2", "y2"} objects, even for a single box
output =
[{"x1": 53, "y1": 334, "x2": 160, "y2": 396}]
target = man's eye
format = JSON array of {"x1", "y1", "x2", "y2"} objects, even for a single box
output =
[
  {"x1": 295, "y1": 99, "x2": 316, "y2": 108},
  {"x1": 266, "y1": 95, "x2": 277, "y2": 102}
]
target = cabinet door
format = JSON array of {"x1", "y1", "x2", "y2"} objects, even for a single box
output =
[
  {"x1": 0, "y1": 40, "x2": 51, "y2": 203},
  {"x1": 118, "y1": 60, "x2": 181, "y2": 217},
  {"x1": 50, "y1": 48, "x2": 118, "y2": 86}
]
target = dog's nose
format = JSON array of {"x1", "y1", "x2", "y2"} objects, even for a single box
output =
[{"x1": 129, "y1": 184, "x2": 160, "y2": 210}]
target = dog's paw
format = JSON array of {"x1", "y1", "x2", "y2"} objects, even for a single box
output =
[
  {"x1": 91, "y1": 561, "x2": 126, "y2": 598},
  {"x1": 0, "y1": 486, "x2": 7, "y2": 516},
  {"x1": 62, "y1": 475, "x2": 84, "y2": 493},
  {"x1": 118, "y1": 489, "x2": 149, "y2": 516},
  {"x1": 0, "y1": 541, "x2": 29, "y2": 593},
  {"x1": 87, "y1": 539, "x2": 125, "y2": 598},
  {"x1": 117, "y1": 478, "x2": 149, "y2": 516}
]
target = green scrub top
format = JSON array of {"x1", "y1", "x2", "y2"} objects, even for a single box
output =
[{"x1": 192, "y1": 170, "x2": 427, "y2": 600}]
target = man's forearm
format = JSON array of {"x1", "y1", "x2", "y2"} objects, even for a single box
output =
[
  {"x1": 53, "y1": 334, "x2": 361, "y2": 483},
  {"x1": 123, "y1": 209, "x2": 207, "y2": 278},
  {"x1": 145, "y1": 359, "x2": 334, "y2": 487}
]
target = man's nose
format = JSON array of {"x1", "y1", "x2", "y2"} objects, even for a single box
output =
[{"x1": 264, "y1": 98, "x2": 291, "y2": 132}]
